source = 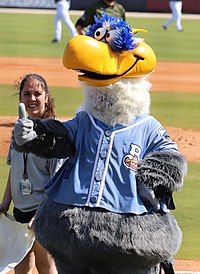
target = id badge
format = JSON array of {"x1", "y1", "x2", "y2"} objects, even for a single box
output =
[{"x1": 20, "y1": 179, "x2": 32, "y2": 195}]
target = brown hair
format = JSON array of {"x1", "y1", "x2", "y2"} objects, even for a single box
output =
[{"x1": 14, "y1": 73, "x2": 56, "y2": 119}]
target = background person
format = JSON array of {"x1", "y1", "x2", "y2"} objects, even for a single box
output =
[
  {"x1": 0, "y1": 73, "x2": 65, "y2": 274},
  {"x1": 75, "y1": 0, "x2": 126, "y2": 35},
  {"x1": 52, "y1": 0, "x2": 77, "y2": 43},
  {"x1": 162, "y1": 0, "x2": 183, "y2": 31}
]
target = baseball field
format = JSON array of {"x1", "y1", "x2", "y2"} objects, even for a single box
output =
[{"x1": 0, "y1": 9, "x2": 200, "y2": 273}]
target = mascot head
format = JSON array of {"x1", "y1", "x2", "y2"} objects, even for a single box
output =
[
  {"x1": 63, "y1": 14, "x2": 156, "y2": 126},
  {"x1": 63, "y1": 14, "x2": 156, "y2": 87}
]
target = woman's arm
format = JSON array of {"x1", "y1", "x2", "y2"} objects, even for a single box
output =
[{"x1": 0, "y1": 170, "x2": 12, "y2": 214}]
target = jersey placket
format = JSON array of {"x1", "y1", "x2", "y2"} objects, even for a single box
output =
[{"x1": 88, "y1": 128, "x2": 112, "y2": 206}]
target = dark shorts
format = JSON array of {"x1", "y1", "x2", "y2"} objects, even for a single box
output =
[{"x1": 13, "y1": 207, "x2": 36, "y2": 224}]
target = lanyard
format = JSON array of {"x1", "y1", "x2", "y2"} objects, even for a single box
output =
[{"x1": 23, "y1": 153, "x2": 28, "y2": 179}]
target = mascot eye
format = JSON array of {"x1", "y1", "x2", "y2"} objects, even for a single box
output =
[
  {"x1": 94, "y1": 27, "x2": 107, "y2": 40},
  {"x1": 105, "y1": 30, "x2": 117, "y2": 43}
]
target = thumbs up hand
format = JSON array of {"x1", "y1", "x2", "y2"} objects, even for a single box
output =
[
  {"x1": 13, "y1": 103, "x2": 37, "y2": 146},
  {"x1": 18, "y1": 102, "x2": 27, "y2": 119}
]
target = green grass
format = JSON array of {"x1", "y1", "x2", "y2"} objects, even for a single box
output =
[
  {"x1": 173, "y1": 162, "x2": 200, "y2": 259},
  {"x1": 51, "y1": 87, "x2": 83, "y2": 117},
  {"x1": 0, "y1": 13, "x2": 79, "y2": 58},
  {"x1": 0, "y1": 84, "x2": 199, "y2": 129},
  {"x1": 150, "y1": 91, "x2": 200, "y2": 129},
  {"x1": 0, "y1": 13, "x2": 200, "y2": 61}
]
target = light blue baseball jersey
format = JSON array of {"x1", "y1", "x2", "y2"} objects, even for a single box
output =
[{"x1": 45, "y1": 111, "x2": 179, "y2": 214}]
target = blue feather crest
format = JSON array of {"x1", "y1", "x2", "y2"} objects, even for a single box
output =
[{"x1": 86, "y1": 13, "x2": 138, "y2": 52}]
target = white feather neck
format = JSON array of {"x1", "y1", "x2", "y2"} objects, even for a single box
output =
[{"x1": 81, "y1": 77, "x2": 151, "y2": 126}]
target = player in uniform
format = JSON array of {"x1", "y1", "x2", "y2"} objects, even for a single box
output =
[
  {"x1": 52, "y1": 0, "x2": 77, "y2": 43},
  {"x1": 75, "y1": 0, "x2": 126, "y2": 35}
]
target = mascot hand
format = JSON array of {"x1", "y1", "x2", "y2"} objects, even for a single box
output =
[
  {"x1": 137, "y1": 182, "x2": 160, "y2": 211},
  {"x1": 14, "y1": 103, "x2": 37, "y2": 146}
]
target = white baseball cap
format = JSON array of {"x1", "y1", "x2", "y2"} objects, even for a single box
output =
[{"x1": 0, "y1": 213, "x2": 35, "y2": 274}]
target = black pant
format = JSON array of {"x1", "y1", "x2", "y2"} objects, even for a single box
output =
[{"x1": 13, "y1": 207, "x2": 36, "y2": 223}]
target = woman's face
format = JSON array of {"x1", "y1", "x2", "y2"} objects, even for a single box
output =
[{"x1": 20, "y1": 79, "x2": 48, "y2": 118}]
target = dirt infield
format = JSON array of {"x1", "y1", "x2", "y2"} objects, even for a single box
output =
[
  {"x1": 0, "y1": 57, "x2": 200, "y2": 92},
  {"x1": 1, "y1": 57, "x2": 200, "y2": 272}
]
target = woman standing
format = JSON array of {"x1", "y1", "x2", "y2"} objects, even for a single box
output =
[{"x1": 0, "y1": 74, "x2": 64, "y2": 274}]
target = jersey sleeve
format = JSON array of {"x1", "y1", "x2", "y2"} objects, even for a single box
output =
[{"x1": 144, "y1": 118, "x2": 179, "y2": 157}]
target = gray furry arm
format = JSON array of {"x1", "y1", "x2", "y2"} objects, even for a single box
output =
[
  {"x1": 136, "y1": 151, "x2": 187, "y2": 209},
  {"x1": 13, "y1": 118, "x2": 76, "y2": 159}
]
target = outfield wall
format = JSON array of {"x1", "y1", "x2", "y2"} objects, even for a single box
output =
[
  {"x1": 0, "y1": 0, "x2": 200, "y2": 13},
  {"x1": 0, "y1": 0, "x2": 55, "y2": 8}
]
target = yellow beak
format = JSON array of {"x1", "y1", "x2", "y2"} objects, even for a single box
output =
[
  {"x1": 63, "y1": 35, "x2": 156, "y2": 86},
  {"x1": 132, "y1": 28, "x2": 148, "y2": 35}
]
